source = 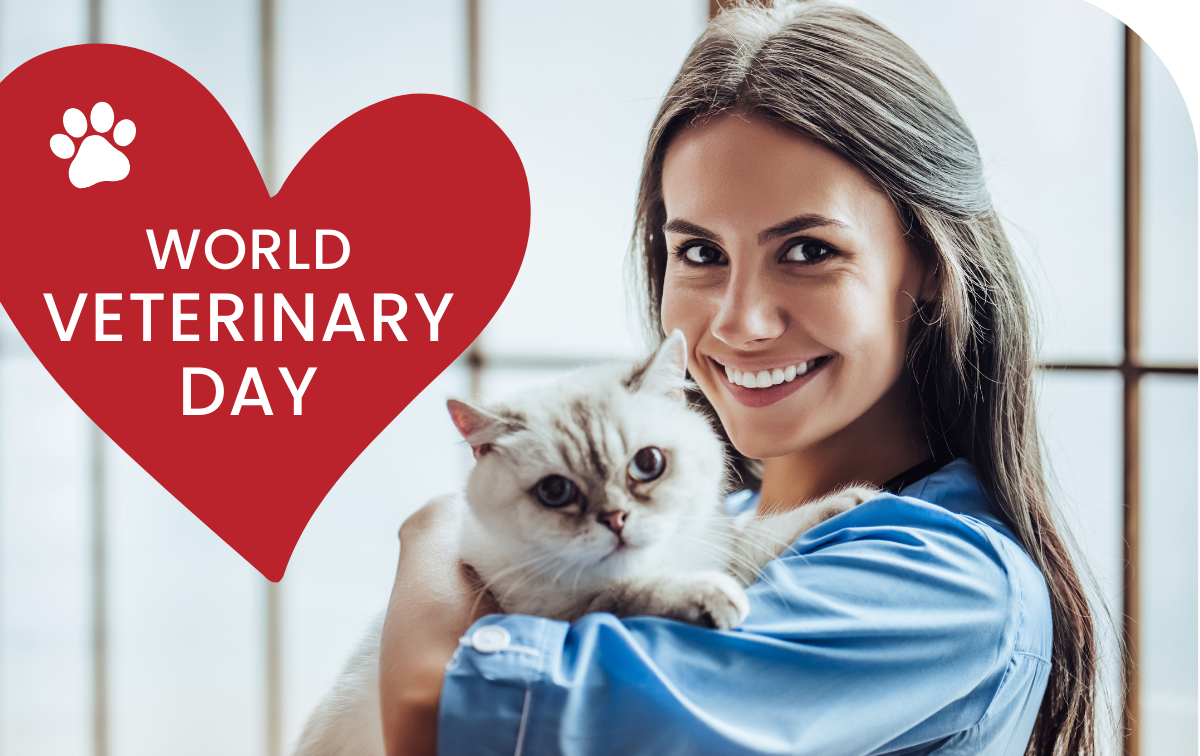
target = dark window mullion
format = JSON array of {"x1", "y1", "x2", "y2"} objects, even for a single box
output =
[{"x1": 1121, "y1": 25, "x2": 1142, "y2": 756}]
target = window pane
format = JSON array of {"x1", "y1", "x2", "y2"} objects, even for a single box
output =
[
  {"x1": 0, "y1": 0, "x2": 84, "y2": 77},
  {"x1": 1037, "y1": 371, "x2": 1124, "y2": 755},
  {"x1": 0, "y1": 354, "x2": 90, "y2": 756},
  {"x1": 104, "y1": 0, "x2": 261, "y2": 168},
  {"x1": 282, "y1": 364, "x2": 470, "y2": 749},
  {"x1": 277, "y1": 0, "x2": 465, "y2": 184},
  {"x1": 850, "y1": 0, "x2": 1124, "y2": 363},
  {"x1": 107, "y1": 446, "x2": 263, "y2": 756},
  {"x1": 477, "y1": 0, "x2": 707, "y2": 361},
  {"x1": 1140, "y1": 42, "x2": 1198, "y2": 365},
  {"x1": 1139, "y1": 374, "x2": 1198, "y2": 754}
]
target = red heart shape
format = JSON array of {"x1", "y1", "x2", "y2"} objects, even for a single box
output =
[{"x1": 0, "y1": 45, "x2": 530, "y2": 581}]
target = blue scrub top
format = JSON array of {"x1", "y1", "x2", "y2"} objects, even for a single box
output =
[{"x1": 438, "y1": 458, "x2": 1053, "y2": 755}]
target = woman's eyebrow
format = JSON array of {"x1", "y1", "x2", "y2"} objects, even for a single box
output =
[
  {"x1": 662, "y1": 218, "x2": 722, "y2": 243},
  {"x1": 662, "y1": 215, "x2": 850, "y2": 245},
  {"x1": 758, "y1": 214, "x2": 850, "y2": 244}
]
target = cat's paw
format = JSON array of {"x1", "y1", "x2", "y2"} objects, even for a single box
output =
[
  {"x1": 586, "y1": 572, "x2": 750, "y2": 629},
  {"x1": 812, "y1": 484, "x2": 878, "y2": 521},
  {"x1": 658, "y1": 571, "x2": 750, "y2": 630}
]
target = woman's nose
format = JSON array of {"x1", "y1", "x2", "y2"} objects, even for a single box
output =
[{"x1": 709, "y1": 268, "x2": 785, "y2": 348}]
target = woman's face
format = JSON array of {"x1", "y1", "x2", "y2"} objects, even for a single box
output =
[{"x1": 659, "y1": 113, "x2": 931, "y2": 461}]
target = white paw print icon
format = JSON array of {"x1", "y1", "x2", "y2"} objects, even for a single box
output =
[{"x1": 49, "y1": 102, "x2": 136, "y2": 189}]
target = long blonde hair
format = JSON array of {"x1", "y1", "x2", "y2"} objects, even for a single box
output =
[{"x1": 630, "y1": 3, "x2": 1097, "y2": 753}]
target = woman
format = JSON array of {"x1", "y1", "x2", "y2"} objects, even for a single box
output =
[{"x1": 378, "y1": 2, "x2": 1097, "y2": 754}]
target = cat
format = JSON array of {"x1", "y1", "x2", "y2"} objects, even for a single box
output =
[{"x1": 291, "y1": 330, "x2": 876, "y2": 756}]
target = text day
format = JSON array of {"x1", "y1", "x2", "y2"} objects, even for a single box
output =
[{"x1": 183, "y1": 367, "x2": 317, "y2": 416}]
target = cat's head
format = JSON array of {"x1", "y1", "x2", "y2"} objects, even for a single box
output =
[{"x1": 448, "y1": 330, "x2": 729, "y2": 585}]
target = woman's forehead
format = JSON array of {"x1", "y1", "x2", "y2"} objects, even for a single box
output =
[{"x1": 661, "y1": 112, "x2": 895, "y2": 240}]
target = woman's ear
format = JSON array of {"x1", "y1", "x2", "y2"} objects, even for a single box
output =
[
  {"x1": 918, "y1": 257, "x2": 939, "y2": 305},
  {"x1": 906, "y1": 234, "x2": 940, "y2": 307}
]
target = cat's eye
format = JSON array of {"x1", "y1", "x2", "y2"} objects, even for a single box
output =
[
  {"x1": 534, "y1": 475, "x2": 578, "y2": 508},
  {"x1": 628, "y1": 446, "x2": 665, "y2": 482},
  {"x1": 782, "y1": 239, "x2": 835, "y2": 263}
]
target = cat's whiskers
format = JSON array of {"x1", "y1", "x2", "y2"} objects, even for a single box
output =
[
  {"x1": 688, "y1": 530, "x2": 807, "y2": 614},
  {"x1": 470, "y1": 550, "x2": 562, "y2": 616},
  {"x1": 726, "y1": 527, "x2": 821, "y2": 610},
  {"x1": 730, "y1": 526, "x2": 820, "y2": 570},
  {"x1": 692, "y1": 538, "x2": 802, "y2": 613},
  {"x1": 550, "y1": 548, "x2": 590, "y2": 586},
  {"x1": 686, "y1": 534, "x2": 780, "y2": 593},
  {"x1": 482, "y1": 549, "x2": 559, "y2": 586},
  {"x1": 570, "y1": 553, "x2": 596, "y2": 595}
]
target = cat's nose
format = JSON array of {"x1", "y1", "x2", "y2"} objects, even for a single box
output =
[{"x1": 599, "y1": 510, "x2": 628, "y2": 535}]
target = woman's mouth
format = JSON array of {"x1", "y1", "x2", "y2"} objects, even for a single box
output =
[{"x1": 709, "y1": 355, "x2": 832, "y2": 408}]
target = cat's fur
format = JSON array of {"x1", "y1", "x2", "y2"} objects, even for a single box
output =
[{"x1": 291, "y1": 331, "x2": 876, "y2": 756}]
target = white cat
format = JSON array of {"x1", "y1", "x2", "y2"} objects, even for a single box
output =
[{"x1": 291, "y1": 331, "x2": 875, "y2": 756}]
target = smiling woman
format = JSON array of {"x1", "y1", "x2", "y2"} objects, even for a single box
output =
[{"x1": 629, "y1": 1, "x2": 1096, "y2": 751}]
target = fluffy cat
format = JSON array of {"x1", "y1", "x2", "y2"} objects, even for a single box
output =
[{"x1": 291, "y1": 331, "x2": 875, "y2": 756}]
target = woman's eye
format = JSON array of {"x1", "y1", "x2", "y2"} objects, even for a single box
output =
[
  {"x1": 628, "y1": 446, "x2": 665, "y2": 482},
  {"x1": 783, "y1": 240, "x2": 834, "y2": 263},
  {"x1": 681, "y1": 244, "x2": 725, "y2": 264},
  {"x1": 534, "y1": 475, "x2": 578, "y2": 508}
]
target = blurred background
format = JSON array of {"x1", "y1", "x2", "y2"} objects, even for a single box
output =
[{"x1": 0, "y1": 0, "x2": 1194, "y2": 755}]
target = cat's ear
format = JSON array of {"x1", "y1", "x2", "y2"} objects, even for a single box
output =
[
  {"x1": 447, "y1": 399, "x2": 514, "y2": 459},
  {"x1": 636, "y1": 329, "x2": 690, "y2": 402}
]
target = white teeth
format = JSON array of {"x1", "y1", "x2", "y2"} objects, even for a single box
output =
[{"x1": 727, "y1": 358, "x2": 823, "y2": 389}]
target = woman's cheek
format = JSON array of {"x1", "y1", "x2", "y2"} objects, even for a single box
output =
[
  {"x1": 798, "y1": 279, "x2": 905, "y2": 408},
  {"x1": 828, "y1": 285, "x2": 909, "y2": 400},
  {"x1": 660, "y1": 274, "x2": 710, "y2": 351},
  {"x1": 793, "y1": 279, "x2": 871, "y2": 358}
]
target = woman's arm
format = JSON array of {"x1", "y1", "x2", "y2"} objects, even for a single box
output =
[{"x1": 378, "y1": 494, "x2": 498, "y2": 756}]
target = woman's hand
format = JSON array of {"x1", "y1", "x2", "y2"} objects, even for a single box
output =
[{"x1": 378, "y1": 494, "x2": 500, "y2": 756}]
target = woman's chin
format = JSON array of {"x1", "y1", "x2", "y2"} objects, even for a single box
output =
[{"x1": 719, "y1": 413, "x2": 815, "y2": 461}]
